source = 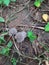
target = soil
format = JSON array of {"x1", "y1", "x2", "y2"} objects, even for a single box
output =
[{"x1": 0, "y1": 0, "x2": 49, "y2": 65}]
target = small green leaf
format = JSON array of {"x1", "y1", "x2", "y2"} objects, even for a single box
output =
[
  {"x1": 45, "y1": 22, "x2": 49, "y2": 32},
  {"x1": 34, "y1": 0, "x2": 44, "y2": 7},
  {"x1": 3, "y1": 0, "x2": 10, "y2": 6},
  {"x1": 27, "y1": 31, "x2": 37, "y2": 42},
  {"x1": 7, "y1": 41, "x2": 13, "y2": 48},
  {"x1": 0, "y1": 47, "x2": 10, "y2": 56},
  {"x1": 34, "y1": 1, "x2": 41, "y2": 7},
  {"x1": 0, "y1": 0, "x2": 16, "y2": 6},
  {"x1": 0, "y1": 17, "x2": 5, "y2": 22},
  {"x1": 0, "y1": 36, "x2": 5, "y2": 44},
  {"x1": 11, "y1": 58, "x2": 18, "y2": 65}
]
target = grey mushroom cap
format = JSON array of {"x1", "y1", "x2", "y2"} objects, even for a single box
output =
[
  {"x1": 15, "y1": 31, "x2": 27, "y2": 43},
  {"x1": 9, "y1": 28, "x2": 17, "y2": 36}
]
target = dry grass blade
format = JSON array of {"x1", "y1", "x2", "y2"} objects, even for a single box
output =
[{"x1": 16, "y1": 25, "x2": 44, "y2": 30}]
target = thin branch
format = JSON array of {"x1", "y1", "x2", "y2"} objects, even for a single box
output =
[
  {"x1": 12, "y1": 36, "x2": 22, "y2": 55},
  {"x1": 16, "y1": 25, "x2": 44, "y2": 30}
]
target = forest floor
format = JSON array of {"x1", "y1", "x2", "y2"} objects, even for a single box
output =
[{"x1": 0, "y1": 0, "x2": 49, "y2": 65}]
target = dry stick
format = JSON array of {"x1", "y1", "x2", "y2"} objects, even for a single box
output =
[
  {"x1": 12, "y1": 36, "x2": 22, "y2": 56},
  {"x1": 6, "y1": 36, "x2": 12, "y2": 44},
  {"x1": 39, "y1": 10, "x2": 49, "y2": 11},
  {"x1": 16, "y1": 25, "x2": 44, "y2": 30}
]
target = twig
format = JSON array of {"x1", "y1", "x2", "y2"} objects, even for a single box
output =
[
  {"x1": 12, "y1": 36, "x2": 22, "y2": 55},
  {"x1": 16, "y1": 25, "x2": 44, "y2": 30},
  {"x1": 39, "y1": 10, "x2": 49, "y2": 11}
]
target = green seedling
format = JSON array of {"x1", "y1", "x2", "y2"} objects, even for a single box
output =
[
  {"x1": 0, "y1": 0, "x2": 10, "y2": 6},
  {"x1": 0, "y1": 40, "x2": 13, "y2": 56},
  {"x1": 7, "y1": 41, "x2": 13, "y2": 48},
  {"x1": 0, "y1": 17, "x2": 5, "y2": 22},
  {"x1": 34, "y1": 1, "x2": 41, "y2": 7},
  {"x1": 45, "y1": 22, "x2": 49, "y2": 32},
  {"x1": 0, "y1": 32, "x2": 9, "y2": 44},
  {"x1": 27, "y1": 31, "x2": 37, "y2": 42},
  {"x1": 0, "y1": 36, "x2": 6, "y2": 44},
  {"x1": 11, "y1": 58, "x2": 18, "y2": 65},
  {"x1": 0, "y1": 0, "x2": 16, "y2": 6},
  {"x1": 34, "y1": 0, "x2": 44, "y2": 7},
  {"x1": 0, "y1": 47, "x2": 10, "y2": 56}
]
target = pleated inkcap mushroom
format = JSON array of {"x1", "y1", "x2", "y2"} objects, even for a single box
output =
[
  {"x1": 15, "y1": 31, "x2": 27, "y2": 43},
  {"x1": 9, "y1": 28, "x2": 17, "y2": 36}
]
